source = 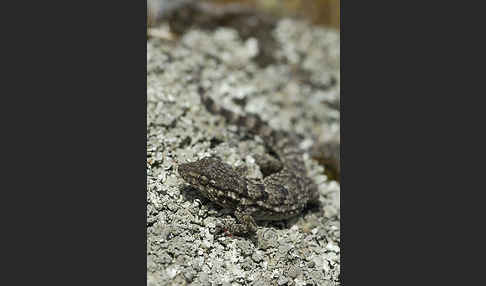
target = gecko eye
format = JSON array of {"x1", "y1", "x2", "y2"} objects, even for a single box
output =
[{"x1": 199, "y1": 175, "x2": 209, "y2": 185}]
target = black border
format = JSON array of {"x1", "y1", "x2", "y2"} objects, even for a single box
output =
[
  {"x1": 2, "y1": 1, "x2": 147, "y2": 284},
  {"x1": 342, "y1": 1, "x2": 485, "y2": 285},
  {"x1": 4, "y1": 0, "x2": 482, "y2": 284}
]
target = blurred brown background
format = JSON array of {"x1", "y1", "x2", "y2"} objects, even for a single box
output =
[
  {"x1": 210, "y1": 0, "x2": 340, "y2": 29},
  {"x1": 148, "y1": 0, "x2": 340, "y2": 30}
]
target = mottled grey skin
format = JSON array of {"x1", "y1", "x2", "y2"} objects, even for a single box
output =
[{"x1": 178, "y1": 87, "x2": 319, "y2": 235}]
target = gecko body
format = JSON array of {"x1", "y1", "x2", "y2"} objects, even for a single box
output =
[{"x1": 178, "y1": 87, "x2": 318, "y2": 234}]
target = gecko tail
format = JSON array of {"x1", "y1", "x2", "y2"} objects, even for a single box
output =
[{"x1": 198, "y1": 86, "x2": 275, "y2": 138}]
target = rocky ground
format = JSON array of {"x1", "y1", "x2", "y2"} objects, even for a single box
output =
[{"x1": 147, "y1": 7, "x2": 340, "y2": 285}]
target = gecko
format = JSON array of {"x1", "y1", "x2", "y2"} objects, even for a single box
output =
[{"x1": 178, "y1": 86, "x2": 319, "y2": 235}]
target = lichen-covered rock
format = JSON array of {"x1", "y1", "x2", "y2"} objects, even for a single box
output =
[{"x1": 147, "y1": 8, "x2": 340, "y2": 285}]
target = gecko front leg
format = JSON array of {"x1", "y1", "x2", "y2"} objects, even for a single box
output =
[{"x1": 216, "y1": 208, "x2": 258, "y2": 236}]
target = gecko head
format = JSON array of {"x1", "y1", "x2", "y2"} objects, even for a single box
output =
[
  {"x1": 178, "y1": 157, "x2": 225, "y2": 187},
  {"x1": 178, "y1": 157, "x2": 245, "y2": 194}
]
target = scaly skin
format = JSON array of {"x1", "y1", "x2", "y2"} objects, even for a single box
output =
[{"x1": 178, "y1": 87, "x2": 318, "y2": 235}]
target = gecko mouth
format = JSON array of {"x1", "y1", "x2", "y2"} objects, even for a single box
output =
[{"x1": 178, "y1": 163, "x2": 208, "y2": 186}]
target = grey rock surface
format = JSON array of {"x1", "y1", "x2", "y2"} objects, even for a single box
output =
[{"x1": 147, "y1": 10, "x2": 340, "y2": 285}]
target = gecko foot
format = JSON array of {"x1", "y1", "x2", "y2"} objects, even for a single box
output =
[{"x1": 215, "y1": 209, "x2": 258, "y2": 236}]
